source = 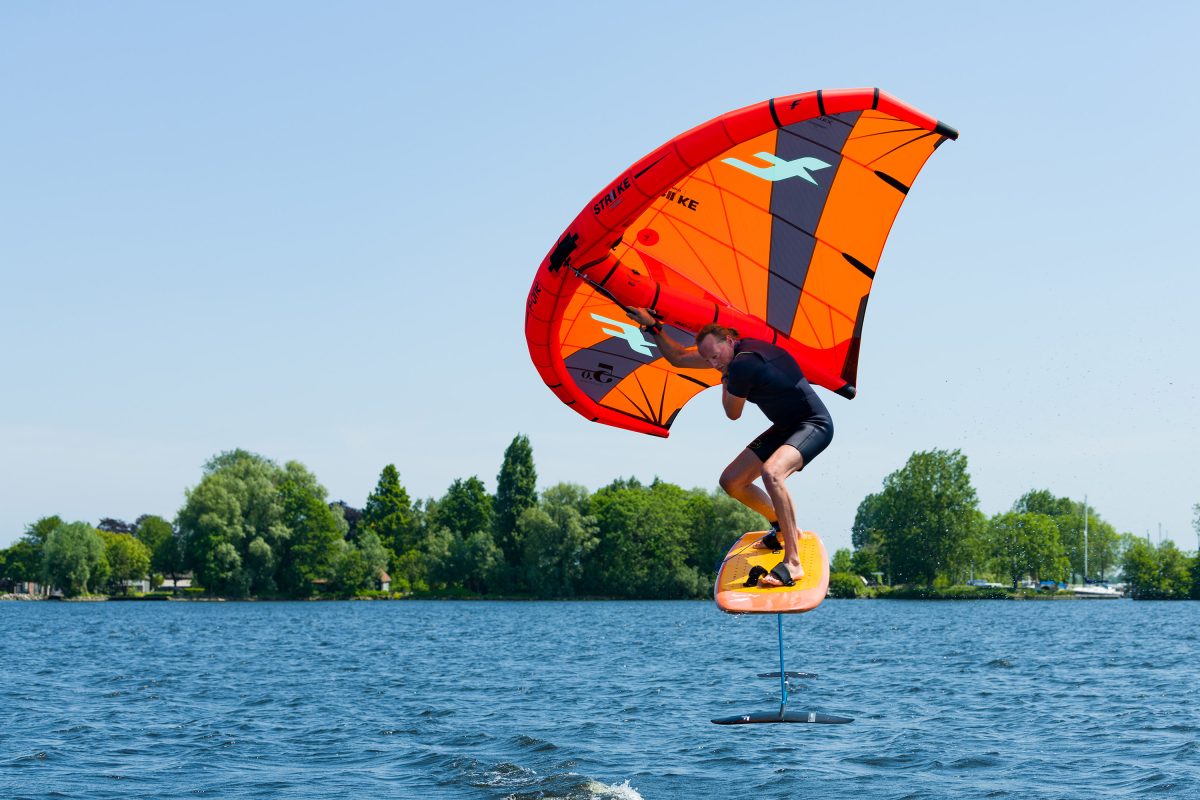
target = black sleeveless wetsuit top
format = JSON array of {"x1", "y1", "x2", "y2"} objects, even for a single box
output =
[{"x1": 724, "y1": 338, "x2": 831, "y2": 426}]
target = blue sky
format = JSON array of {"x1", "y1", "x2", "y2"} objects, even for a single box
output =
[{"x1": 2, "y1": 1, "x2": 1197, "y2": 554}]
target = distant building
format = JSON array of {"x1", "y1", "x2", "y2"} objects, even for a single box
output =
[
  {"x1": 378, "y1": 571, "x2": 391, "y2": 592},
  {"x1": 8, "y1": 581, "x2": 49, "y2": 597}
]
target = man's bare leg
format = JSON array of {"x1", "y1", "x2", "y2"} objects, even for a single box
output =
[
  {"x1": 719, "y1": 448, "x2": 775, "y2": 520},
  {"x1": 758, "y1": 445, "x2": 806, "y2": 586}
]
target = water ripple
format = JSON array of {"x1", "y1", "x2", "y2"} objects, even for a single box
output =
[{"x1": 2, "y1": 600, "x2": 1199, "y2": 798}]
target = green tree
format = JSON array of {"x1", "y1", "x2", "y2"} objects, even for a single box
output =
[
  {"x1": 26, "y1": 515, "x2": 65, "y2": 544},
  {"x1": 361, "y1": 465, "x2": 415, "y2": 555},
  {"x1": 1012, "y1": 489, "x2": 1075, "y2": 517},
  {"x1": 986, "y1": 512, "x2": 1068, "y2": 588},
  {"x1": 1155, "y1": 542, "x2": 1192, "y2": 599},
  {"x1": 849, "y1": 548, "x2": 882, "y2": 581},
  {"x1": 99, "y1": 532, "x2": 152, "y2": 594},
  {"x1": 851, "y1": 493, "x2": 887, "y2": 580},
  {"x1": 208, "y1": 542, "x2": 248, "y2": 596},
  {"x1": 519, "y1": 483, "x2": 598, "y2": 598},
  {"x1": 1055, "y1": 505, "x2": 1120, "y2": 582},
  {"x1": 277, "y1": 477, "x2": 343, "y2": 596},
  {"x1": 828, "y1": 573, "x2": 863, "y2": 598},
  {"x1": 135, "y1": 515, "x2": 178, "y2": 588},
  {"x1": 134, "y1": 515, "x2": 173, "y2": 558},
  {"x1": 851, "y1": 492, "x2": 885, "y2": 550},
  {"x1": 831, "y1": 548, "x2": 854, "y2": 574},
  {"x1": 9, "y1": 515, "x2": 63, "y2": 587},
  {"x1": 177, "y1": 471, "x2": 253, "y2": 595},
  {"x1": 1015, "y1": 491, "x2": 1120, "y2": 581},
  {"x1": 423, "y1": 523, "x2": 502, "y2": 594},
  {"x1": 494, "y1": 434, "x2": 538, "y2": 568},
  {"x1": 873, "y1": 449, "x2": 983, "y2": 586},
  {"x1": 450, "y1": 530, "x2": 504, "y2": 594},
  {"x1": 422, "y1": 526, "x2": 455, "y2": 589},
  {"x1": 584, "y1": 478, "x2": 705, "y2": 598},
  {"x1": 281, "y1": 459, "x2": 330, "y2": 504},
  {"x1": 1083, "y1": 516, "x2": 1121, "y2": 581},
  {"x1": 245, "y1": 537, "x2": 277, "y2": 594},
  {"x1": 1122, "y1": 538, "x2": 1191, "y2": 599},
  {"x1": 1121, "y1": 538, "x2": 1157, "y2": 598},
  {"x1": 389, "y1": 549, "x2": 428, "y2": 594},
  {"x1": 423, "y1": 477, "x2": 499, "y2": 593},
  {"x1": 332, "y1": 501, "x2": 363, "y2": 539},
  {"x1": 177, "y1": 450, "x2": 338, "y2": 597},
  {"x1": 357, "y1": 530, "x2": 390, "y2": 585},
  {"x1": 1, "y1": 539, "x2": 43, "y2": 588},
  {"x1": 331, "y1": 530, "x2": 390, "y2": 595},
  {"x1": 331, "y1": 543, "x2": 369, "y2": 595},
  {"x1": 431, "y1": 477, "x2": 494, "y2": 536},
  {"x1": 156, "y1": 532, "x2": 185, "y2": 589},
  {"x1": 177, "y1": 451, "x2": 288, "y2": 594},
  {"x1": 384, "y1": 494, "x2": 433, "y2": 594},
  {"x1": 43, "y1": 522, "x2": 108, "y2": 596}
]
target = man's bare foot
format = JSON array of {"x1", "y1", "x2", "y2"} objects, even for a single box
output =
[
  {"x1": 759, "y1": 562, "x2": 804, "y2": 587},
  {"x1": 752, "y1": 530, "x2": 781, "y2": 550}
]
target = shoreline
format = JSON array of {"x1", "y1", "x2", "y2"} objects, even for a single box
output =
[{"x1": 1, "y1": 591, "x2": 1140, "y2": 603}]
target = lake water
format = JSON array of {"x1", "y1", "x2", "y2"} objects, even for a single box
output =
[{"x1": 1, "y1": 599, "x2": 1198, "y2": 799}]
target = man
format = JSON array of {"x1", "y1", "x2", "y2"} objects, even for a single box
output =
[{"x1": 626, "y1": 309, "x2": 833, "y2": 588}]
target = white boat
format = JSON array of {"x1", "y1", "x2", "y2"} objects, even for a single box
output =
[
  {"x1": 1072, "y1": 496, "x2": 1122, "y2": 598},
  {"x1": 1071, "y1": 583, "x2": 1122, "y2": 599}
]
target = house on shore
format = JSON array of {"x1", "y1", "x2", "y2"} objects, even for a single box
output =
[{"x1": 5, "y1": 581, "x2": 50, "y2": 598}]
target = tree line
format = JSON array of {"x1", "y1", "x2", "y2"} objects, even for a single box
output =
[
  {"x1": 841, "y1": 449, "x2": 1200, "y2": 599},
  {"x1": 2, "y1": 440, "x2": 1197, "y2": 600},
  {"x1": 0, "y1": 436, "x2": 758, "y2": 599}
]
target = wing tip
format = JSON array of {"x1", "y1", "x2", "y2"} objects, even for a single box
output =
[{"x1": 934, "y1": 120, "x2": 960, "y2": 141}]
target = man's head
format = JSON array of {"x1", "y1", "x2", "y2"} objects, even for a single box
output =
[{"x1": 695, "y1": 323, "x2": 739, "y2": 372}]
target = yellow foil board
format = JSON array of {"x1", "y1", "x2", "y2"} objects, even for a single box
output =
[{"x1": 714, "y1": 530, "x2": 830, "y2": 614}]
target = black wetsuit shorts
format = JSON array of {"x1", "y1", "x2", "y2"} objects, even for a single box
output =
[{"x1": 746, "y1": 417, "x2": 833, "y2": 467}]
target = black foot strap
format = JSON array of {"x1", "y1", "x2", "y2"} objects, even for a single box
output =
[
  {"x1": 744, "y1": 565, "x2": 768, "y2": 587},
  {"x1": 761, "y1": 563, "x2": 795, "y2": 588}
]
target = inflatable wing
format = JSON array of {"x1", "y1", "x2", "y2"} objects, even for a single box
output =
[{"x1": 525, "y1": 88, "x2": 957, "y2": 437}]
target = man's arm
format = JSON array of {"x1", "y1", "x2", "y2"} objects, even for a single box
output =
[
  {"x1": 721, "y1": 378, "x2": 746, "y2": 420},
  {"x1": 625, "y1": 308, "x2": 709, "y2": 369}
]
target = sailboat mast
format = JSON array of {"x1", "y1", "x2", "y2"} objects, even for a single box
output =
[{"x1": 1083, "y1": 495, "x2": 1089, "y2": 582}]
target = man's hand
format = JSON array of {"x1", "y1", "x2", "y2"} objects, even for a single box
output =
[
  {"x1": 621, "y1": 309, "x2": 707, "y2": 370},
  {"x1": 625, "y1": 307, "x2": 659, "y2": 328}
]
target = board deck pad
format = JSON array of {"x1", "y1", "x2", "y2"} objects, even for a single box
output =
[{"x1": 714, "y1": 530, "x2": 830, "y2": 614}]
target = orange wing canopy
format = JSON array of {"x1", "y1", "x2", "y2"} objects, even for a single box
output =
[{"x1": 525, "y1": 88, "x2": 958, "y2": 437}]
